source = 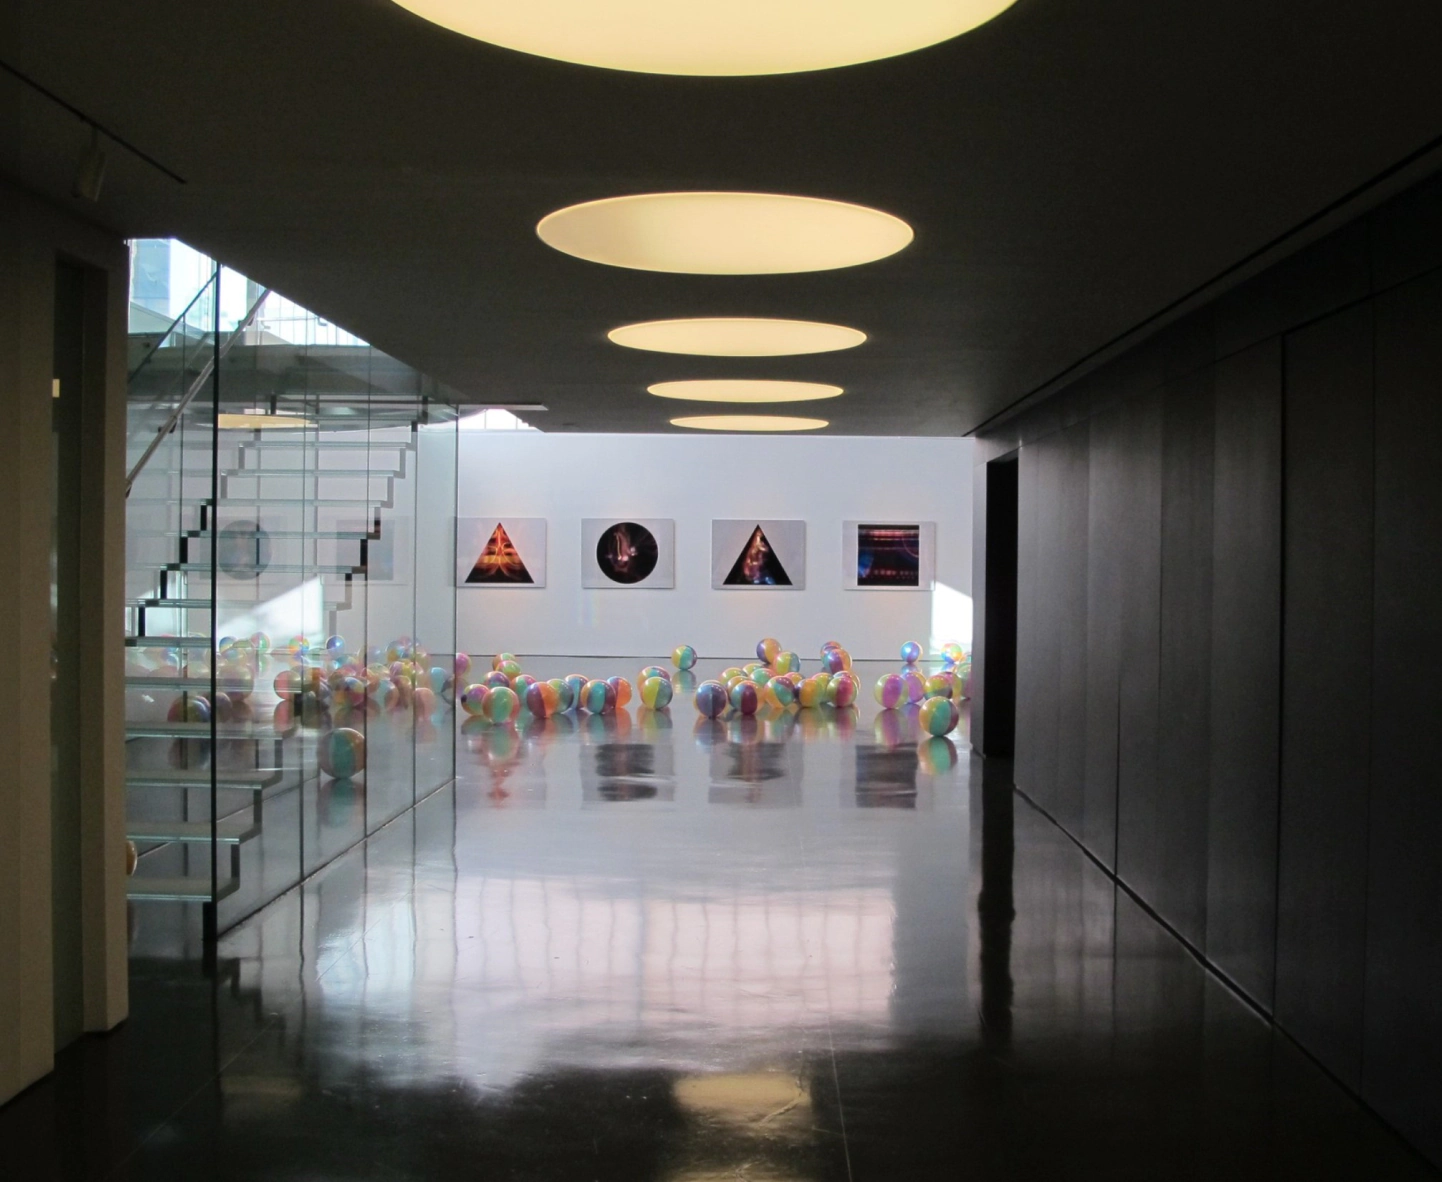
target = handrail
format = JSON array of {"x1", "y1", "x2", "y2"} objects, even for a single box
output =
[
  {"x1": 127, "y1": 270, "x2": 217, "y2": 382},
  {"x1": 125, "y1": 287, "x2": 271, "y2": 496}
]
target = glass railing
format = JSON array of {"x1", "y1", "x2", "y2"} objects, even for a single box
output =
[{"x1": 123, "y1": 241, "x2": 462, "y2": 955}]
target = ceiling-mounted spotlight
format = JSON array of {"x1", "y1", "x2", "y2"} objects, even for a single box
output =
[
  {"x1": 670, "y1": 414, "x2": 828, "y2": 432},
  {"x1": 72, "y1": 126, "x2": 106, "y2": 203},
  {"x1": 391, "y1": 0, "x2": 1017, "y2": 75},
  {"x1": 649, "y1": 380, "x2": 842, "y2": 403},
  {"x1": 611, "y1": 318, "x2": 866, "y2": 357}
]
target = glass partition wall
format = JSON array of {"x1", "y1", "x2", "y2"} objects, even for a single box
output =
[{"x1": 124, "y1": 243, "x2": 460, "y2": 955}]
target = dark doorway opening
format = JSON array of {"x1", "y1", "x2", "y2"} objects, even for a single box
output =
[{"x1": 981, "y1": 453, "x2": 1019, "y2": 757}]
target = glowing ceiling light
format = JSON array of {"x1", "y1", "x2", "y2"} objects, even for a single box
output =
[
  {"x1": 649, "y1": 379, "x2": 842, "y2": 403},
  {"x1": 537, "y1": 192, "x2": 912, "y2": 275},
  {"x1": 611, "y1": 317, "x2": 866, "y2": 357},
  {"x1": 670, "y1": 414, "x2": 828, "y2": 431},
  {"x1": 391, "y1": 0, "x2": 1017, "y2": 76},
  {"x1": 217, "y1": 410, "x2": 316, "y2": 430}
]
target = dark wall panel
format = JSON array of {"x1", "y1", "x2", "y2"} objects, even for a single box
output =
[
  {"x1": 1206, "y1": 339, "x2": 1282, "y2": 1006},
  {"x1": 1083, "y1": 407, "x2": 1125, "y2": 868},
  {"x1": 1028, "y1": 436, "x2": 1063, "y2": 812},
  {"x1": 1053, "y1": 421, "x2": 1090, "y2": 836},
  {"x1": 1154, "y1": 371, "x2": 1215, "y2": 948},
  {"x1": 1114, "y1": 390, "x2": 1163, "y2": 898},
  {"x1": 1365, "y1": 269, "x2": 1442, "y2": 1163},
  {"x1": 1274, "y1": 302, "x2": 1373, "y2": 1089},
  {"x1": 1013, "y1": 447, "x2": 1041, "y2": 788}
]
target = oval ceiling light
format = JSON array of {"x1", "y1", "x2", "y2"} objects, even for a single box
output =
[
  {"x1": 217, "y1": 409, "x2": 316, "y2": 430},
  {"x1": 650, "y1": 379, "x2": 842, "y2": 403},
  {"x1": 391, "y1": 1, "x2": 1017, "y2": 76},
  {"x1": 537, "y1": 192, "x2": 913, "y2": 275},
  {"x1": 611, "y1": 317, "x2": 866, "y2": 357},
  {"x1": 671, "y1": 414, "x2": 828, "y2": 432}
]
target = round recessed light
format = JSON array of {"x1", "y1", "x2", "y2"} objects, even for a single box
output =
[
  {"x1": 611, "y1": 317, "x2": 866, "y2": 357},
  {"x1": 538, "y1": 192, "x2": 912, "y2": 275},
  {"x1": 671, "y1": 414, "x2": 828, "y2": 432},
  {"x1": 649, "y1": 380, "x2": 842, "y2": 403},
  {"x1": 391, "y1": 0, "x2": 1017, "y2": 76}
]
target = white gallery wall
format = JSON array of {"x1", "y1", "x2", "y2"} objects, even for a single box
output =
[{"x1": 450, "y1": 431, "x2": 973, "y2": 660}]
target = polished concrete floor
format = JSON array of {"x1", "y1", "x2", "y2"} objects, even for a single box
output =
[{"x1": 7, "y1": 657, "x2": 1434, "y2": 1179}]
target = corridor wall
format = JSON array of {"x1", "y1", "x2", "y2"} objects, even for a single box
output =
[
  {"x1": 0, "y1": 180, "x2": 129, "y2": 1105},
  {"x1": 969, "y1": 168, "x2": 1442, "y2": 1165}
]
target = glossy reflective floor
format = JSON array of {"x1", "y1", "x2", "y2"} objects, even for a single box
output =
[{"x1": 7, "y1": 658, "x2": 1434, "y2": 1179}]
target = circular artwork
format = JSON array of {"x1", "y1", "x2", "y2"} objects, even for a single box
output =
[
  {"x1": 217, "y1": 522, "x2": 272, "y2": 580},
  {"x1": 595, "y1": 522, "x2": 658, "y2": 585}
]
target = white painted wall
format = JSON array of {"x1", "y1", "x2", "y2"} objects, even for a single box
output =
[{"x1": 450, "y1": 432, "x2": 973, "y2": 661}]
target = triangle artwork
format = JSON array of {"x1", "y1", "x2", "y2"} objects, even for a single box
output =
[
  {"x1": 724, "y1": 524, "x2": 792, "y2": 587},
  {"x1": 466, "y1": 523, "x2": 534, "y2": 584}
]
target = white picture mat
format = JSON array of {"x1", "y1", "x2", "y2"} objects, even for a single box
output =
[
  {"x1": 841, "y1": 520, "x2": 936, "y2": 591},
  {"x1": 581, "y1": 518, "x2": 676, "y2": 589},
  {"x1": 456, "y1": 517, "x2": 547, "y2": 588},
  {"x1": 710, "y1": 519, "x2": 806, "y2": 590}
]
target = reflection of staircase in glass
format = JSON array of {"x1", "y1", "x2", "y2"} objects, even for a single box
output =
[{"x1": 123, "y1": 253, "x2": 430, "y2": 933}]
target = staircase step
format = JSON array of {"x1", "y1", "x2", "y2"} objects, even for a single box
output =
[
  {"x1": 126, "y1": 876, "x2": 239, "y2": 903},
  {"x1": 125, "y1": 635, "x2": 212, "y2": 649},
  {"x1": 124, "y1": 674, "x2": 258, "y2": 691},
  {"x1": 126, "y1": 597, "x2": 213, "y2": 609},
  {"x1": 180, "y1": 527, "x2": 379, "y2": 540},
  {"x1": 162, "y1": 563, "x2": 364, "y2": 574},
  {"x1": 126, "y1": 768, "x2": 282, "y2": 790},
  {"x1": 125, "y1": 721, "x2": 287, "y2": 739},
  {"x1": 239, "y1": 439, "x2": 413, "y2": 451},
  {"x1": 126, "y1": 816, "x2": 260, "y2": 845},
  {"x1": 222, "y1": 468, "x2": 394, "y2": 478}
]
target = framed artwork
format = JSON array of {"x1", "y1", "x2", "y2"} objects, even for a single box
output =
[
  {"x1": 581, "y1": 518, "x2": 675, "y2": 589},
  {"x1": 842, "y1": 521, "x2": 936, "y2": 590},
  {"x1": 456, "y1": 517, "x2": 547, "y2": 587},
  {"x1": 710, "y1": 520, "x2": 806, "y2": 590}
]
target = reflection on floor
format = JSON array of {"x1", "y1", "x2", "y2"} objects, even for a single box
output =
[{"x1": 5, "y1": 658, "x2": 1431, "y2": 1179}]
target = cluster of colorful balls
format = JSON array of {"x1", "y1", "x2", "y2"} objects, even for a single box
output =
[
  {"x1": 692, "y1": 638, "x2": 862, "y2": 720},
  {"x1": 455, "y1": 653, "x2": 680, "y2": 727}
]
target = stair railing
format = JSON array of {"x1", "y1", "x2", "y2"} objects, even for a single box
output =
[{"x1": 125, "y1": 283, "x2": 272, "y2": 496}]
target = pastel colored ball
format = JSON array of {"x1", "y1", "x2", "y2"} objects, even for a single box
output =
[
  {"x1": 720, "y1": 666, "x2": 745, "y2": 683},
  {"x1": 900, "y1": 641, "x2": 922, "y2": 665},
  {"x1": 875, "y1": 673, "x2": 907, "y2": 710},
  {"x1": 774, "y1": 651, "x2": 802, "y2": 675},
  {"x1": 924, "y1": 673, "x2": 955, "y2": 699},
  {"x1": 168, "y1": 693, "x2": 210, "y2": 724},
  {"x1": 639, "y1": 665, "x2": 671, "y2": 685},
  {"x1": 757, "y1": 637, "x2": 781, "y2": 664},
  {"x1": 483, "y1": 669, "x2": 512, "y2": 690},
  {"x1": 828, "y1": 672, "x2": 860, "y2": 708},
  {"x1": 607, "y1": 676, "x2": 633, "y2": 708},
  {"x1": 485, "y1": 685, "x2": 520, "y2": 724},
  {"x1": 454, "y1": 652, "x2": 472, "y2": 679},
  {"x1": 525, "y1": 680, "x2": 561, "y2": 718},
  {"x1": 821, "y1": 640, "x2": 842, "y2": 655},
  {"x1": 729, "y1": 680, "x2": 760, "y2": 716},
  {"x1": 918, "y1": 736, "x2": 960, "y2": 775},
  {"x1": 901, "y1": 670, "x2": 928, "y2": 704},
  {"x1": 550, "y1": 677, "x2": 576, "y2": 712},
  {"x1": 492, "y1": 652, "x2": 517, "y2": 671},
  {"x1": 326, "y1": 635, "x2": 347, "y2": 656},
  {"x1": 748, "y1": 666, "x2": 771, "y2": 686},
  {"x1": 942, "y1": 642, "x2": 967, "y2": 666},
  {"x1": 335, "y1": 676, "x2": 368, "y2": 709},
  {"x1": 429, "y1": 666, "x2": 452, "y2": 695},
  {"x1": 797, "y1": 675, "x2": 828, "y2": 709},
  {"x1": 413, "y1": 686, "x2": 438, "y2": 717},
  {"x1": 318, "y1": 727, "x2": 366, "y2": 778},
  {"x1": 563, "y1": 673, "x2": 589, "y2": 708},
  {"x1": 513, "y1": 673, "x2": 539, "y2": 700},
  {"x1": 250, "y1": 632, "x2": 271, "y2": 655},
  {"x1": 919, "y1": 696, "x2": 961, "y2": 737},
  {"x1": 821, "y1": 648, "x2": 848, "y2": 675},
  {"x1": 694, "y1": 680, "x2": 728, "y2": 718},
  {"x1": 672, "y1": 644, "x2": 698, "y2": 670},
  {"x1": 460, "y1": 684, "x2": 490, "y2": 717},
  {"x1": 767, "y1": 677, "x2": 797, "y2": 708},
  {"x1": 580, "y1": 678, "x2": 617, "y2": 715},
  {"x1": 640, "y1": 675, "x2": 674, "y2": 710},
  {"x1": 497, "y1": 659, "x2": 523, "y2": 681}
]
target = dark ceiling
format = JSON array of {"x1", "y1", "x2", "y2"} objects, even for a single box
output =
[{"x1": 5, "y1": 0, "x2": 1442, "y2": 434}]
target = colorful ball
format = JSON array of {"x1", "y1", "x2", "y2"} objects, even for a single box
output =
[
  {"x1": 485, "y1": 685, "x2": 519, "y2": 724},
  {"x1": 729, "y1": 680, "x2": 760, "y2": 716},
  {"x1": 918, "y1": 736, "x2": 960, "y2": 775},
  {"x1": 639, "y1": 665, "x2": 671, "y2": 685},
  {"x1": 919, "y1": 696, "x2": 961, "y2": 737},
  {"x1": 483, "y1": 669, "x2": 512, "y2": 689},
  {"x1": 550, "y1": 677, "x2": 576, "y2": 712},
  {"x1": 900, "y1": 641, "x2": 922, "y2": 665},
  {"x1": 525, "y1": 680, "x2": 561, "y2": 718},
  {"x1": 607, "y1": 676, "x2": 633, "y2": 708},
  {"x1": 720, "y1": 666, "x2": 745, "y2": 683},
  {"x1": 249, "y1": 631, "x2": 271, "y2": 655},
  {"x1": 563, "y1": 673, "x2": 589, "y2": 708},
  {"x1": 821, "y1": 640, "x2": 842, "y2": 655},
  {"x1": 821, "y1": 648, "x2": 848, "y2": 675},
  {"x1": 748, "y1": 666, "x2": 771, "y2": 686},
  {"x1": 767, "y1": 677, "x2": 798, "y2": 708},
  {"x1": 497, "y1": 659, "x2": 523, "y2": 681},
  {"x1": 640, "y1": 675, "x2": 674, "y2": 710},
  {"x1": 460, "y1": 684, "x2": 490, "y2": 717},
  {"x1": 335, "y1": 676, "x2": 367, "y2": 709},
  {"x1": 773, "y1": 650, "x2": 802, "y2": 675},
  {"x1": 580, "y1": 678, "x2": 616, "y2": 714},
  {"x1": 318, "y1": 727, "x2": 366, "y2": 778},
  {"x1": 429, "y1": 666, "x2": 452, "y2": 695},
  {"x1": 941, "y1": 642, "x2": 967, "y2": 666},
  {"x1": 326, "y1": 635, "x2": 347, "y2": 656},
  {"x1": 797, "y1": 675, "x2": 828, "y2": 709},
  {"x1": 672, "y1": 644, "x2": 698, "y2": 671},
  {"x1": 874, "y1": 673, "x2": 907, "y2": 710},
  {"x1": 757, "y1": 637, "x2": 781, "y2": 664},
  {"x1": 412, "y1": 686, "x2": 437, "y2": 717},
  {"x1": 828, "y1": 672, "x2": 860, "y2": 708},
  {"x1": 901, "y1": 669, "x2": 928, "y2": 704},
  {"x1": 694, "y1": 680, "x2": 728, "y2": 718},
  {"x1": 492, "y1": 652, "x2": 517, "y2": 671},
  {"x1": 512, "y1": 673, "x2": 539, "y2": 700},
  {"x1": 167, "y1": 692, "x2": 210, "y2": 724},
  {"x1": 454, "y1": 652, "x2": 472, "y2": 679}
]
